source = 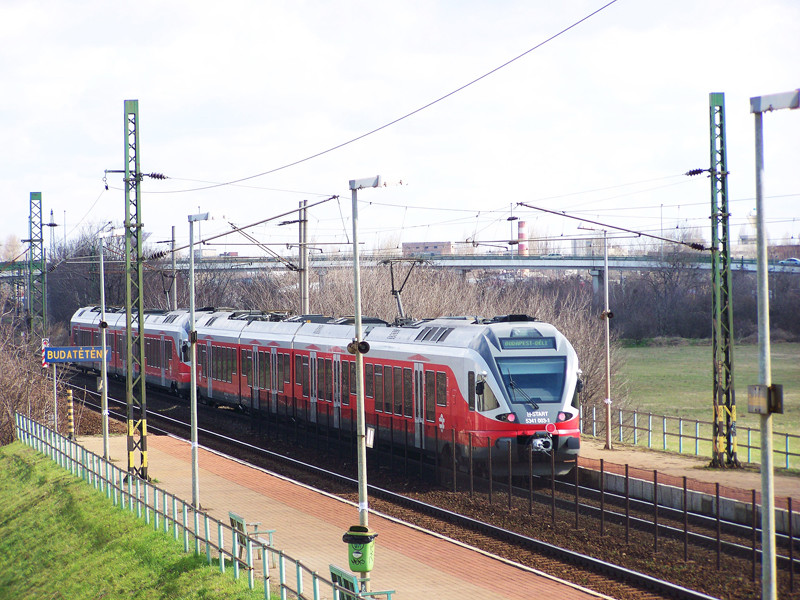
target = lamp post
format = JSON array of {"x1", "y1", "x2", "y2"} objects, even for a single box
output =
[
  {"x1": 188, "y1": 211, "x2": 210, "y2": 509},
  {"x1": 98, "y1": 226, "x2": 123, "y2": 460},
  {"x1": 600, "y1": 228, "x2": 612, "y2": 450},
  {"x1": 348, "y1": 175, "x2": 384, "y2": 589},
  {"x1": 349, "y1": 177, "x2": 381, "y2": 523},
  {"x1": 580, "y1": 226, "x2": 612, "y2": 449},
  {"x1": 750, "y1": 88, "x2": 798, "y2": 600}
]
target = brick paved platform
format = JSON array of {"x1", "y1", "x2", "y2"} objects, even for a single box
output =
[{"x1": 78, "y1": 433, "x2": 608, "y2": 600}]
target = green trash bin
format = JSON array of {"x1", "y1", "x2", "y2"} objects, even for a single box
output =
[{"x1": 342, "y1": 525, "x2": 377, "y2": 572}]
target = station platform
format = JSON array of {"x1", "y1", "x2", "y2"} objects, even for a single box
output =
[{"x1": 77, "y1": 433, "x2": 608, "y2": 600}]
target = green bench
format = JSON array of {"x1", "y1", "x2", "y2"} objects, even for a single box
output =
[
  {"x1": 229, "y1": 511, "x2": 276, "y2": 566},
  {"x1": 329, "y1": 564, "x2": 394, "y2": 600}
]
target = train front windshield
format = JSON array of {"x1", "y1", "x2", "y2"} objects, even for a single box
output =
[{"x1": 496, "y1": 357, "x2": 566, "y2": 405}]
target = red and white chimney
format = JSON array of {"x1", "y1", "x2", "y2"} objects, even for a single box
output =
[{"x1": 518, "y1": 220, "x2": 528, "y2": 256}]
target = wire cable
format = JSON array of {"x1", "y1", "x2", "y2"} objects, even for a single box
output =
[{"x1": 136, "y1": 1, "x2": 619, "y2": 195}]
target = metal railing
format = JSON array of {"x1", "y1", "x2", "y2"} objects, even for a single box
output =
[
  {"x1": 13, "y1": 413, "x2": 377, "y2": 600},
  {"x1": 580, "y1": 405, "x2": 800, "y2": 469}
]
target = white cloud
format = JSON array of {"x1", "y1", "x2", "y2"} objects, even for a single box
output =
[{"x1": 1, "y1": 0, "x2": 798, "y2": 257}]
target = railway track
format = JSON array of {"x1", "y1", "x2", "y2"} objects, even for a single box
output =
[{"x1": 65, "y1": 378, "x2": 744, "y2": 600}]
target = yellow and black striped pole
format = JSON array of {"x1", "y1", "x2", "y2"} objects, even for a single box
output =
[{"x1": 67, "y1": 390, "x2": 74, "y2": 440}]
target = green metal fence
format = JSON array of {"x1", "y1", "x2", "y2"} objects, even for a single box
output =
[
  {"x1": 13, "y1": 413, "x2": 376, "y2": 600},
  {"x1": 580, "y1": 405, "x2": 800, "y2": 470}
]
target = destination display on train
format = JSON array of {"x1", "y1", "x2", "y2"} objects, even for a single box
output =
[
  {"x1": 499, "y1": 337, "x2": 556, "y2": 350},
  {"x1": 44, "y1": 346, "x2": 110, "y2": 363}
]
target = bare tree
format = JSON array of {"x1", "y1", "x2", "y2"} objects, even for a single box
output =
[{"x1": 0, "y1": 289, "x2": 59, "y2": 445}]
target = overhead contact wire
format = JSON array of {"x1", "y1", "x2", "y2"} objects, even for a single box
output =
[{"x1": 145, "y1": 1, "x2": 619, "y2": 195}]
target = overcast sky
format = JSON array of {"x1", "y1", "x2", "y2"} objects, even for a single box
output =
[{"x1": 1, "y1": 0, "x2": 798, "y2": 260}]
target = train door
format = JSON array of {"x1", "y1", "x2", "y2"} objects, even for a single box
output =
[
  {"x1": 309, "y1": 351, "x2": 318, "y2": 423},
  {"x1": 332, "y1": 354, "x2": 341, "y2": 428},
  {"x1": 269, "y1": 348, "x2": 278, "y2": 413},
  {"x1": 159, "y1": 334, "x2": 166, "y2": 388},
  {"x1": 414, "y1": 362, "x2": 425, "y2": 449},
  {"x1": 120, "y1": 331, "x2": 126, "y2": 375},
  {"x1": 205, "y1": 341, "x2": 213, "y2": 398},
  {"x1": 249, "y1": 345, "x2": 259, "y2": 411}
]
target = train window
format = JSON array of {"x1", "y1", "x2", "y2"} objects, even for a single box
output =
[
  {"x1": 374, "y1": 367, "x2": 383, "y2": 410},
  {"x1": 198, "y1": 346, "x2": 207, "y2": 375},
  {"x1": 350, "y1": 362, "x2": 356, "y2": 395},
  {"x1": 230, "y1": 347, "x2": 237, "y2": 378},
  {"x1": 324, "y1": 359, "x2": 333, "y2": 401},
  {"x1": 403, "y1": 368, "x2": 412, "y2": 417},
  {"x1": 266, "y1": 352, "x2": 273, "y2": 389},
  {"x1": 256, "y1": 350, "x2": 269, "y2": 390},
  {"x1": 393, "y1": 367, "x2": 402, "y2": 415},
  {"x1": 295, "y1": 355, "x2": 302, "y2": 386},
  {"x1": 468, "y1": 371, "x2": 475, "y2": 411},
  {"x1": 242, "y1": 350, "x2": 252, "y2": 381},
  {"x1": 301, "y1": 355, "x2": 310, "y2": 397},
  {"x1": 383, "y1": 366, "x2": 393, "y2": 414},
  {"x1": 425, "y1": 371, "x2": 435, "y2": 421},
  {"x1": 497, "y1": 356, "x2": 566, "y2": 405},
  {"x1": 436, "y1": 372, "x2": 447, "y2": 407},
  {"x1": 284, "y1": 354, "x2": 291, "y2": 384},
  {"x1": 316, "y1": 359, "x2": 324, "y2": 400},
  {"x1": 341, "y1": 361, "x2": 349, "y2": 404},
  {"x1": 479, "y1": 383, "x2": 499, "y2": 411},
  {"x1": 365, "y1": 364, "x2": 374, "y2": 398},
  {"x1": 165, "y1": 340, "x2": 173, "y2": 369}
]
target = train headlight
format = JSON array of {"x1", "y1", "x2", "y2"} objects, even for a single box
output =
[
  {"x1": 557, "y1": 411, "x2": 568, "y2": 422},
  {"x1": 496, "y1": 412, "x2": 516, "y2": 422}
]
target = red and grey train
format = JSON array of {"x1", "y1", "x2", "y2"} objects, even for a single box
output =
[{"x1": 70, "y1": 306, "x2": 582, "y2": 475}]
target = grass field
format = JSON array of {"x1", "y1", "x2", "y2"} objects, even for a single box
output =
[
  {"x1": 593, "y1": 341, "x2": 800, "y2": 469},
  {"x1": 0, "y1": 442, "x2": 267, "y2": 600}
]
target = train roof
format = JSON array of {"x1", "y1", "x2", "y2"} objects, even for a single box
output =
[
  {"x1": 365, "y1": 315, "x2": 566, "y2": 353},
  {"x1": 71, "y1": 305, "x2": 568, "y2": 353},
  {"x1": 71, "y1": 305, "x2": 212, "y2": 334}
]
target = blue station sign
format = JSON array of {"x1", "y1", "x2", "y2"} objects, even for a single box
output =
[{"x1": 44, "y1": 346, "x2": 109, "y2": 363}]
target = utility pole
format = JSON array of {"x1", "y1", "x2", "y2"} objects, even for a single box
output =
[
  {"x1": 708, "y1": 93, "x2": 739, "y2": 468},
  {"x1": 123, "y1": 99, "x2": 148, "y2": 480},
  {"x1": 46, "y1": 209, "x2": 59, "y2": 262},
  {"x1": 299, "y1": 200, "x2": 309, "y2": 314},
  {"x1": 25, "y1": 192, "x2": 46, "y2": 338},
  {"x1": 171, "y1": 225, "x2": 177, "y2": 311}
]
